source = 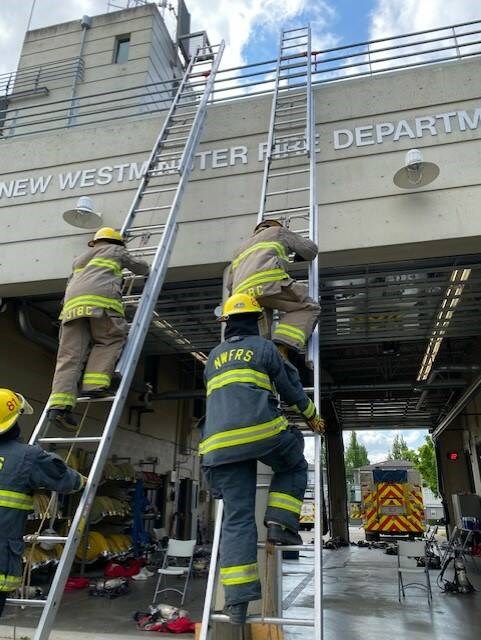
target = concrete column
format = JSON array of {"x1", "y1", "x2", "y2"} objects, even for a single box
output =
[
  {"x1": 436, "y1": 420, "x2": 475, "y2": 533},
  {"x1": 325, "y1": 423, "x2": 349, "y2": 542}
]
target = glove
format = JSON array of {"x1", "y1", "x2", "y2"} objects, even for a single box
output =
[
  {"x1": 306, "y1": 415, "x2": 325, "y2": 434},
  {"x1": 79, "y1": 474, "x2": 89, "y2": 488}
]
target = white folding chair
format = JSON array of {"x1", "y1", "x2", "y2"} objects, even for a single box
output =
[
  {"x1": 152, "y1": 538, "x2": 196, "y2": 605},
  {"x1": 397, "y1": 540, "x2": 432, "y2": 605}
]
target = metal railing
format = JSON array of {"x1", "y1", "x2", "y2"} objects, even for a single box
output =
[
  {"x1": 0, "y1": 57, "x2": 85, "y2": 99},
  {"x1": 1, "y1": 19, "x2": 481, "y2": 138}
]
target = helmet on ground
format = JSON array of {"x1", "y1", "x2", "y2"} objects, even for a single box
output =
[
  {"x1": 254, "y1": 219, "x2": 283, "y2": 233},
  {"x1": 0, "y1": 389, "x2": 34, "y2": 434},
  {"x1": 88, "y1": 227, "x2": 124, "y2": 247},
  {"x1": 218, "y1": 294, "x2": 263, "y2": 321}
]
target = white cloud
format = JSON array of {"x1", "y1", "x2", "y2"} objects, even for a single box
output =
[
  {"x1": 0, "y1": 0, "x2": 340, "y2": 102},
  {"x1": 369, "y1": 0, "x2": 481, "y2": 39}
]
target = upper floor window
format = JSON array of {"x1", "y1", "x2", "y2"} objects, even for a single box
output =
[{"x1": 114, "y1": 35, "x2": 130, "y2": 64}]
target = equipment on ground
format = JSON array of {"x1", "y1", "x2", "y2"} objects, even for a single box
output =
[
  {"x1": 11, "y1": 34, "x2": 225, "y2": 640},
  {"x1": 438, "y1": 553, "x2": 475, "y2": 594},
  {"x1": 200, "y1": 25, "x2": 323, "y2": 640},
  {"x1": 360, "y1": 465, "x2": 425, "y2": 541}
]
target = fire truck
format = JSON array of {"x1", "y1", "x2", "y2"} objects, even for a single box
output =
[{"x1": 360, "y1": 462, "x2": 425, "y2": 541}]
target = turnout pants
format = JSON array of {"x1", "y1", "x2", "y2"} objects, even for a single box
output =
[
  {"x1": 258, "y1": 281, "x2": 320, "y2": 351},
  {"x1": 49, "y1": 313, "x2": 128, "y2": 409},
  {"x1": 203, "y1": 428, "x2": 307, "y2": 605}
]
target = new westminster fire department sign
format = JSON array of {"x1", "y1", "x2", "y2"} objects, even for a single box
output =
[{"x1": 1, "y1": 106, "x2": 480, "y2": 201}]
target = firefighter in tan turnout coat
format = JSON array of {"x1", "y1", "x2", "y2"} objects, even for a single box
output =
[
  {"x1": 227, "y1": 219, "x2": 320, "y2": 357},
  {"x1": 47, "y1": 227, "x2": 149, "y2": 430}
]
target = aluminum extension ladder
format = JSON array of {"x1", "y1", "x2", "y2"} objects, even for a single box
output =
[
  {"x1": 8, "y1": 36, "x2": 225, "y2": 640},
  {"x1": 200, "y1": 25, "x2": 323, "y2": 640}
]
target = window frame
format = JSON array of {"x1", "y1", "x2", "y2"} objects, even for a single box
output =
[{"x1": 113, "y1": 34, "x2": 131, "y2": 64}]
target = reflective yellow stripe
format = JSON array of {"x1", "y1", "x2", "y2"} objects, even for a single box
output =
[
  {"x1": 0, "y1": 489, "x2": 34, "y2": 511},
  {"x1": 288, "y1": 399, "x2": 316, "y2": 419},
  {"x1": 48, "y1": 392, "x2": 76, "y2": 407},
  {"x1": 303, "y1": 400, "x2": 316, "y2": 419},
  {"x1": 73, "y1": 259, "x2": 122, "y2": 277},
  {"x1": 61, "y1": 294, "x2": 124, "y2": 317},
  {"x1": 267, "y1": 492, "x2": 303, "y2": 515},
  {"x1": 88, "y1": 258, "x2": 122, "y2": 277},
  {"x1": 220, "y1": 562, "x2": 259, "y2": 586},
  {"x1": 232, "y1": 242, "x2": 289, "y2": 270},
  {"x1": 199, "y1": 416, "x2": 288, "y2": 455},
  {"x1": 83, "y1": 373, "x2": 111, "y2": 386},
  {"x1": 273, "y1": 323, "x2": 306, "y2": 344},
  {"x1": 0, "y1": 574, "x2": 22, "y2": 591},
  {"x1": 206, "y1": 368, "x2": 273, "y2": 396},
  {"x1": 233, "y1": 269, "x2": 288, "y2": 294}
]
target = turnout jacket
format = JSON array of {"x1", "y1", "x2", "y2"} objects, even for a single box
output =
[
  {"x1": 227, "y1": 226, "x2": 318, "y2": 298},
  {"x1": 0, "y1": 439, "x2": 83, "y2": 592},
  {"x1": 200, "y1": 334, "x2": 317, "y2": 466},
  {"x1": 60, "y1": 242, "x2": 149, "y2": 323}
]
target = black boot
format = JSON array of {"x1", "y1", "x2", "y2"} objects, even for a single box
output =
[
  {"x1": 47, "y1": 408, "x2": 78, "y2": 431},
  {"x1": 224, "y1": 602, "x2": 248, "y2": 625},
  {"x1": 267, "y1": 523, "x2": 302, "y2": 546}
]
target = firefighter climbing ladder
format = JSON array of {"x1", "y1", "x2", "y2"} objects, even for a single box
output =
[
  {"x1": 200, "y1": 25, "x2": 323, "y2": 640},
  {"x1": 7, "y1": 35, "x2": 225, "y2": 640}
]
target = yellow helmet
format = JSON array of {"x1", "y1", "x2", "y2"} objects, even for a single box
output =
[
  {"x1": 218, "y1": 294, "x2": 263, "y2": 321},
  {"x1": 254, "y1": 219, "x2": 283, "y2": 233},
  {"x1": 0, "y1": 389, "x2": 33, "y2": 434},
  {"x1": 88, "y1": 227, "x2": 124, "y2": 247}
]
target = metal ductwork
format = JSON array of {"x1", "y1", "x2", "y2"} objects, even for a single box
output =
[{"x1": 415, "y1": 365, "x2": 480, "y2": 411}]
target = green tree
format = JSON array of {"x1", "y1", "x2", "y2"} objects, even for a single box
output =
[
  {"x1": 415, "y1": 436, "x2": 439, "y2": 497},
  {"x1": 344, "y1": 431, "x2": 370, "y2": 482},
  {"x1": 388, "y1": 434, "x2": 418, "y2": 463}
]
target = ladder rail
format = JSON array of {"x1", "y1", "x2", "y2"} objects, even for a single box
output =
[
  {"x1": 201, "y1": 25, "x2": 323, "y2": 639},
  {"x1": 120, "y1": 51, "x2": 198, "y2": 238},
  {"x1": 29, "y1": 40, "x2": 225, "y2": 640}
]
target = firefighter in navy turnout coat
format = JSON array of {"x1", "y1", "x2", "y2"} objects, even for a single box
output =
[
  {"x1": 0, "y1": 389, "x2": 84, "y2": 615},
  {"x1": 201, "y1": 294, "x2": 324, "y2": 625}
]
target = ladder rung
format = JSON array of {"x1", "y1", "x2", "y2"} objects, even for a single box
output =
[
  {"x1": 143, "y1": 188, "x2": 176, "y2": 196},
  {"x1": 269, "y1": 168, "x2": 309, "y2": 179},
  {"x1": 38, "y1": 437, "x2": 102, "y2": 444},
  {"x1": 166, "y1": 122, "x2": 193, "y2": 131},
  {"x1": 210, "y1": 614, "x2": 314, "y2": 627},
  {"x1": 264, "y1": 206, "x2": 309, "y2": 216},
  {"x1": 163, "y1": 135, "x2": 189, "y2": 144},
  {"x1": 76, "y1": 395, "x2": 116, "y2": 403},
  {"x1": 277, "y1": 92, "x2": 306, "y2": 100},
  {"x1": 257, "y1": 542, "x2": 313, "y2": 551},
  {"x1": 6, "y1": 598, "x2": 46, "y2": 607},
  {"x1": 283, "y1": 34, "x2": 309, "y2": 42},
  {"x1": 24, "y1": 535, "x2": 68, "y2": 544},
  {"x1": 282, "y1": 43, "x2": 308, "y2": 51},
  {"x1": 284, "y1": 26, "x2": 309, "y2": 34},
  {"x1": 170, "y1": 110, "x2": 198, "y2": 119},
  {"x1": 127, "y1": 224, "x2": 166, "y2": 233},
  {"x1": 274, "y1": 132, "x2": 306, "y2": 141},
  {"x1": 135, "y1": 205, "x2": 171, "y2": 213},
  {"x1": 275, "y1": 117, "x2": 307, "y2": 128},
  {"x1": 276, "y1": 105, "x2": 306, "y2": 114},
  {"x1": 271, "y1": 149, "x2": 307, "y2": 159},
  {"x1": 266, "y1": 186, "x2": 309, "y2": 197},
  {"x1": 128, "y1": 246, "x2": 158, "y2": 255}
]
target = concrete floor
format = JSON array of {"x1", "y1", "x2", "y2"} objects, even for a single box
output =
[{"x1": 1, "y1": 532, "x2": 480, "y2": 640}]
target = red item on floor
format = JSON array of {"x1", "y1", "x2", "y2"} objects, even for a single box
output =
[
  {"x1": 136, "y1": 615, "x2": 195, "y2": 633},
  {"x1": 105, "y1": 558, "x2": 142, "y2": 578},
  {"x1": 64, "y1": 577, "x2": 90, "y2": 592}
]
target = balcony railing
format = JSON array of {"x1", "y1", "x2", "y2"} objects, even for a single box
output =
[
  {"x1": 0, "y1": 57, "x2": 85, "y2": 99},
  {"x1": 1, "y1": 19, "x2": 480, "y2": 138}
]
